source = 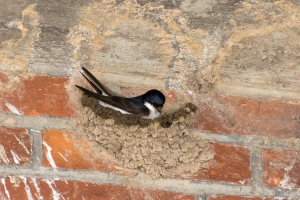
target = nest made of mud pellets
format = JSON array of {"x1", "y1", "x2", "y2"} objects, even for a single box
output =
[{"x1": 75, "y1": 94, "x2": 215, "y2": 179}]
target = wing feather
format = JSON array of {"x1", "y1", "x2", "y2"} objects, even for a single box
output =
[
  {"x1": 81, "y1": 67, "x2": 123, "y2": 97},
  {"x1": 75, "y1": 85, "x2": 149, "y2": 116}
]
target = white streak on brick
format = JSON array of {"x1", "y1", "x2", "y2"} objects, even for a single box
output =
[
  {"x1": 5, "y1": 103, "x2": 22, "y2": 115},
  {"x1": 83, "y1": 181, "x2": 88, "y2": 186},
  {"x1": 20, "y1": 176, "x2": 34, "y2": 200},
  {"x1": 43, "y1": 141, "x2": 57, "y2": 168},
  {"x1": 0, "y1": 144, "x2": 10, "y2": 164},
  {"x1": 187, "y1": 90, "x2": 199, "y2": 105},
  {"x1": 30, "y1": 178, "x2": 43, "y2": 200},
  {"x1": 10, "y1": 150, "x2": 21, "y2": 164},
  {"x1": 1, "y1": 178, "x2": 10, "y2": 199},
  {"x1": 284, "y1": 160, "x2": 296, "y2": 171},
  {"x1": 279, "y1": 160, "x2": 297, "y2": 189},
  {"x1": 30, "y1": 129, "x2": 41, "y2": 133},
  {"x1": 14, "y1": 135, "x2": 30, "y2": 154},
  {"x1": 44, "y1": 179, "x2": 65, "y2": 200},
  {"x1": 58, "y1": 152, "x2": 68, "y2": 162},
  {"x1": 278, "y1": 174, "x2": 296, "y2": 189}
]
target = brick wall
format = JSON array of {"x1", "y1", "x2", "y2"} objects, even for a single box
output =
[{"x1": 1, "y1": 0, "x2": 300, "y2": 199}]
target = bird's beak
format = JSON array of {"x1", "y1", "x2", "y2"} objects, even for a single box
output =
[{"x1": 157, "y1": 107, "x2": 162, "y2": 112}]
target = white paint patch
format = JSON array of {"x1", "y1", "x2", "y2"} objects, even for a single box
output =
[
  {"x1": 20, "y1": 176, "x2": 34, "y2": 200},
  {"x1": 10, "y1": 150, "x2": 21, "y2": 164},
  {"x1": 0, "y1": 144, "x2": 10, "y2": 164},
  {"x1": 44, "y1": 179, "x2": 65, "y2": 200},
  {"x1": 30, "y1": 178, "x2": 43, "y2": 200},
  {"x1": 58, "y1": 152, "x2": 67, "y2": 162},
  {"x1": 284, "y1": 159, "x2": 296, "y2": 171},
  {"x1": 6, "y1": 20, "x2": 22, "y2": 29},
  {"x1": 5, "y1": 103, "x2": 23, "y2": 115},
  {"x1": 9, "y1": 176, "x2": 21, "y2": 187},
  {"x1": 30, "y1": 129, "x2": 41, "y2": 133},
  {"x1": 279, "y1": 160, "x2": 297, "y2": 189},
  {"x1": 14, "y1": 135, "x2": 30, "y2": 154},
  {"x1": 1, "y1": 178, "x2": 10, "y2": 199},
  {"x1": 43, "y1": 142, "x2": 57, "y2": 168},
  {"x1": 144, "y1": 102, "x2": 160, "y2": 119},
  {"x1": 278, "y1": 174, "x2": 296, "y2": 189},
  {"x1": 187, "y1": 89, "x2": 199, "y2": 105}
]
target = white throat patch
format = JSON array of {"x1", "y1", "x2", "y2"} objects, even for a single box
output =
[{"x1": 144, "y1": 102, "x2": 160, "y2": 119}]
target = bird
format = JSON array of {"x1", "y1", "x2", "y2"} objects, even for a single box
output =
[{"x1": 75, "y1": 67, "x2": 166, "y2": 119}]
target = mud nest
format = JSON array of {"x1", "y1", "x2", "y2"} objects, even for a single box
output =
[{"x1": 75, "y1": 94, "x2": 214, "y2": 179}]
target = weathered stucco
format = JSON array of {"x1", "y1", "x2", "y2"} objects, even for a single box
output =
[
  {"x1": 0, "y1": 2, "x2": 39, "y2": 88},
  {"x1": 1, "y1": 0, "x2": 300, "y2": 99},
  {"x1": 1, "y1": 1, "x2": 300, "y2": 198}
]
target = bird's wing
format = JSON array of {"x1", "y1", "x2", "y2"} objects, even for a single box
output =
[
  {"x1": 76, "y1": 85, "x2": 149, "y2": 116},
  {"x1": 81, "y1": 67, "x2": 123, "y2": 97}
]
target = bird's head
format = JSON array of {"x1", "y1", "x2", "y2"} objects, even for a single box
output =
[{"x1": 144, "y1": 89, "x2": 166, "y2": 112}]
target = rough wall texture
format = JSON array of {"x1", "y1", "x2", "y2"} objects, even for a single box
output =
[{"x1": 0, "y1": 0, "x2": 300, "y2": 199}]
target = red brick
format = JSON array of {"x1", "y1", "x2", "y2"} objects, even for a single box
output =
[
  {"x1": 0, "y1": 177, "x2": 195, "y2": 200},
  {"x1": 184, "y1": 143, "x2": 251, "y2": 185},
  {"x1": 0, "y1": 126, "x2": 31, "y2": 165},
  {"x1": 194, "y1": 94, "x2": 300, "y2": 138},
  {"x1": 42, "y1": 130, "x2": 126, "y2": 174},
  {"x1": 0, "y1": 75, "x2": 73, "y2": 117},
  {"x1": 0, "y1": 72, "x2": 9, "y2": 83},
  {"x1": 208, "y1": 196, "x2": 274, "y2": 200},
  {"x1": 263, "y1": 149, "x2": 300, "y2": 189}
]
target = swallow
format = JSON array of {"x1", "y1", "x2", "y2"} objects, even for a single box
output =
[{"x1": 75, "y1": 67, "x2": 166, "y2": 119}]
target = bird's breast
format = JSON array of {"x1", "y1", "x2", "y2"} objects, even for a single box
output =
[{"x1": 144, "y1": 102, "x2": 160, "y2": 119}]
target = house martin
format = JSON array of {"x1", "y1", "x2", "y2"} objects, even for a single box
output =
[{"x1": 75, "y1": 67, "x2": 166, "y2": 119}]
